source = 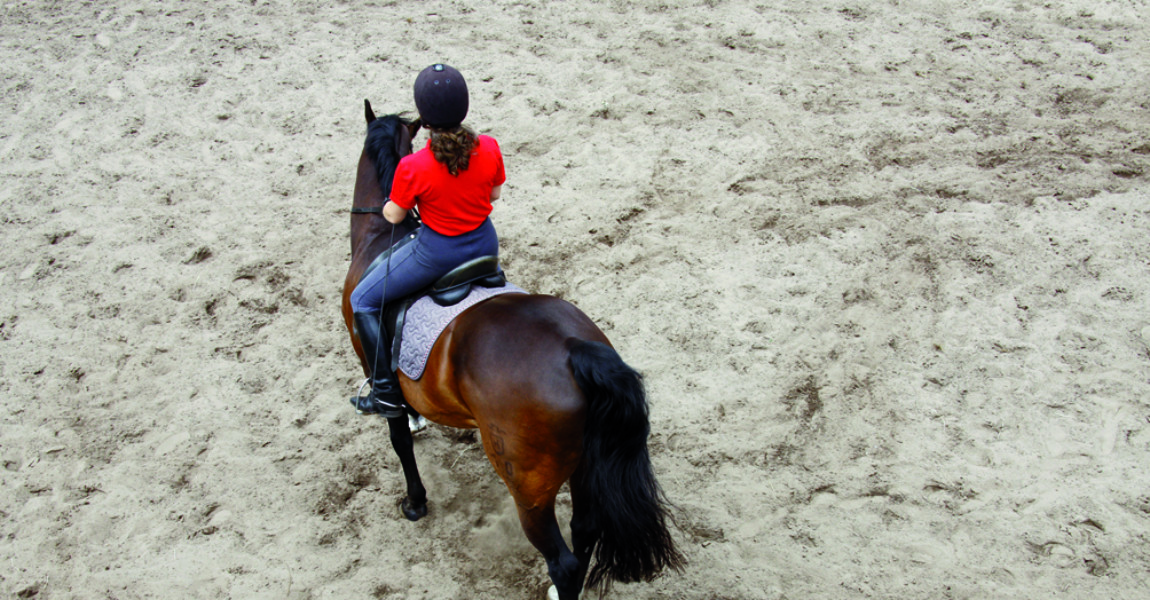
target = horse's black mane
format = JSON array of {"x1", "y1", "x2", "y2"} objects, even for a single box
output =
[{"x1": 364, "y1": 114, "x2": 413, "y2": 198}]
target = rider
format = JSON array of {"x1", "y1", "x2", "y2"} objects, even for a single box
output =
[{"x1": 349, "y1": 63, "x2": 505, "y2": 418}]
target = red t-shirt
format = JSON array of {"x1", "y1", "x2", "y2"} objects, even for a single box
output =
[{"x1": 390, "y1": 135, "x2": 506, "y2": 236}]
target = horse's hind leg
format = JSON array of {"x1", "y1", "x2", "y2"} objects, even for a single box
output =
[
  {"x1": 516, "y1": 501, "x2": 582, "y2": 600},
  {"x1": 386, "y1": 415, "x2": 428, "y2": 521},
  {"x1": 567, "y1": 463, "x2": 594, "y2": 590}
]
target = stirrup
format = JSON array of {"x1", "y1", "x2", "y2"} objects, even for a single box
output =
[
  {"x1": 349, "y1": 378, "x2": 404, "y2": 418},
  {"x1": 349, "y1": 394, "x2": 404, "y2": 418},
  {"x1": 371, "y1": 392, "x2": 405, "y2": 417},
  {"x1": 350, "y1": 378, "x2": 373, "y2": 413}
]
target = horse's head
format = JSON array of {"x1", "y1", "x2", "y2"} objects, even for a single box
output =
[
  {"x1": 362, "y1": 100, "x2": 419, "y2": 199},
  {"x1": 349, "y1": 101, "x2": 421, "y2": 257}
]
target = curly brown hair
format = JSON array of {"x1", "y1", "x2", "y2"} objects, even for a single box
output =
[{"x1": 429, "y1": 125, "x2": 479, "y2": 176}]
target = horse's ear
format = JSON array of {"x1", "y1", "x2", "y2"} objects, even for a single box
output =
[
  {"x1": 364, "y1": 99, "x2": 376, "y2": 124},
  {"x1": 405, "y1": 118, "x2": 422, "y2": 141},
  {"x1": 397, "y1": 118, "x2": 415, "y2": 157}
]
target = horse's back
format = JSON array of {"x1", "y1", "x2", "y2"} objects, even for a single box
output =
[{"x1": 463, "y1": 293, "x2": 608, "y2": 358}]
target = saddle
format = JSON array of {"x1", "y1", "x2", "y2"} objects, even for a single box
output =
[
  {"x1": 362, "y1": 239, "x2": 507, "y2": 371},
  {"x1": 427, "y1": 256, "x2": 507, "y2": 306}
]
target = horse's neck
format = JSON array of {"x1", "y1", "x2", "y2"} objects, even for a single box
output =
[
  {"x1": 351, "y1": 148, "x2": 390, "y2": 253},
  {"x1": 351, "y1": 114, "x2": 416, "y2": 255},
  {"x1": 353, "y1": 150, "x2": 386, "y2": 208}
]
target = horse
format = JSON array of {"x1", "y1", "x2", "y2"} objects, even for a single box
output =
[{"x1": 340, "y1": 100, "x2": 684, "y2": 599}]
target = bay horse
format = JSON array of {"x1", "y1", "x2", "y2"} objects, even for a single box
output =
[{"x1": 340, "y1": 101, "x2": 684, "y2": 599}]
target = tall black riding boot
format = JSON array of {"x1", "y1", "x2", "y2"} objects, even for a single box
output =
[{"x1": 351, "y1": 311, "x2": 405, "y2": 418}]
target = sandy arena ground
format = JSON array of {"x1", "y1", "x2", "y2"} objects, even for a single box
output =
[{"x1": 3, "y1": 1, "x2": 1150, "y2": 598}]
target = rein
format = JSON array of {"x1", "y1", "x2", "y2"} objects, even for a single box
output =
[{"x1": 351, "y1": 204, "x2": 422, "y2": 225}]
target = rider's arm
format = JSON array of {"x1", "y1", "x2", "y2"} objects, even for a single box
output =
[
  {"x1": 490, "y1": 184, "x2": 502, "y2": 202},
  {"x1": 383, "y1": 200, "x2": 408, "y2": 224}
]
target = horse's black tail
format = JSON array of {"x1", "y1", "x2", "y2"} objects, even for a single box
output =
[{"x1": 568, "y1": 340, "x2": 685, "y2": 592}]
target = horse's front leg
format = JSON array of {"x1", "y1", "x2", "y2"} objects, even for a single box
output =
[{"x1": 386, "y1": 415, "x2": 428, "y2": 521}]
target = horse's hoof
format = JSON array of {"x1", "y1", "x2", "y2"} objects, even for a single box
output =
[
  {"x1": 409, "y1": 414, "x2": 429, "y2": 434},
  {"x1": 400, "y1": 496, "x2": 428, "y2": 521},
  {"x1": 547, "y1": 585, "x2": 560, "y2": 600}
]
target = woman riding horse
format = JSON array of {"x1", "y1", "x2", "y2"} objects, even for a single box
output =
[
  {"x1": 342, "y1": 66, "x2": 684, "y2": 600},
  {"x1": 348, "y1": 63, "x2": 506, "y2": 417}
]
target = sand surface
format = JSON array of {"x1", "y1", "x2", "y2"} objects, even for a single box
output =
[{"x1": 3, "y1": 1, "x2": 1150, "y2": 598}]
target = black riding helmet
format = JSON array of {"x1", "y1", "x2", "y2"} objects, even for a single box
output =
[{"x1": 414, "y1": 64, "x2": 469, "y2": 130}]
